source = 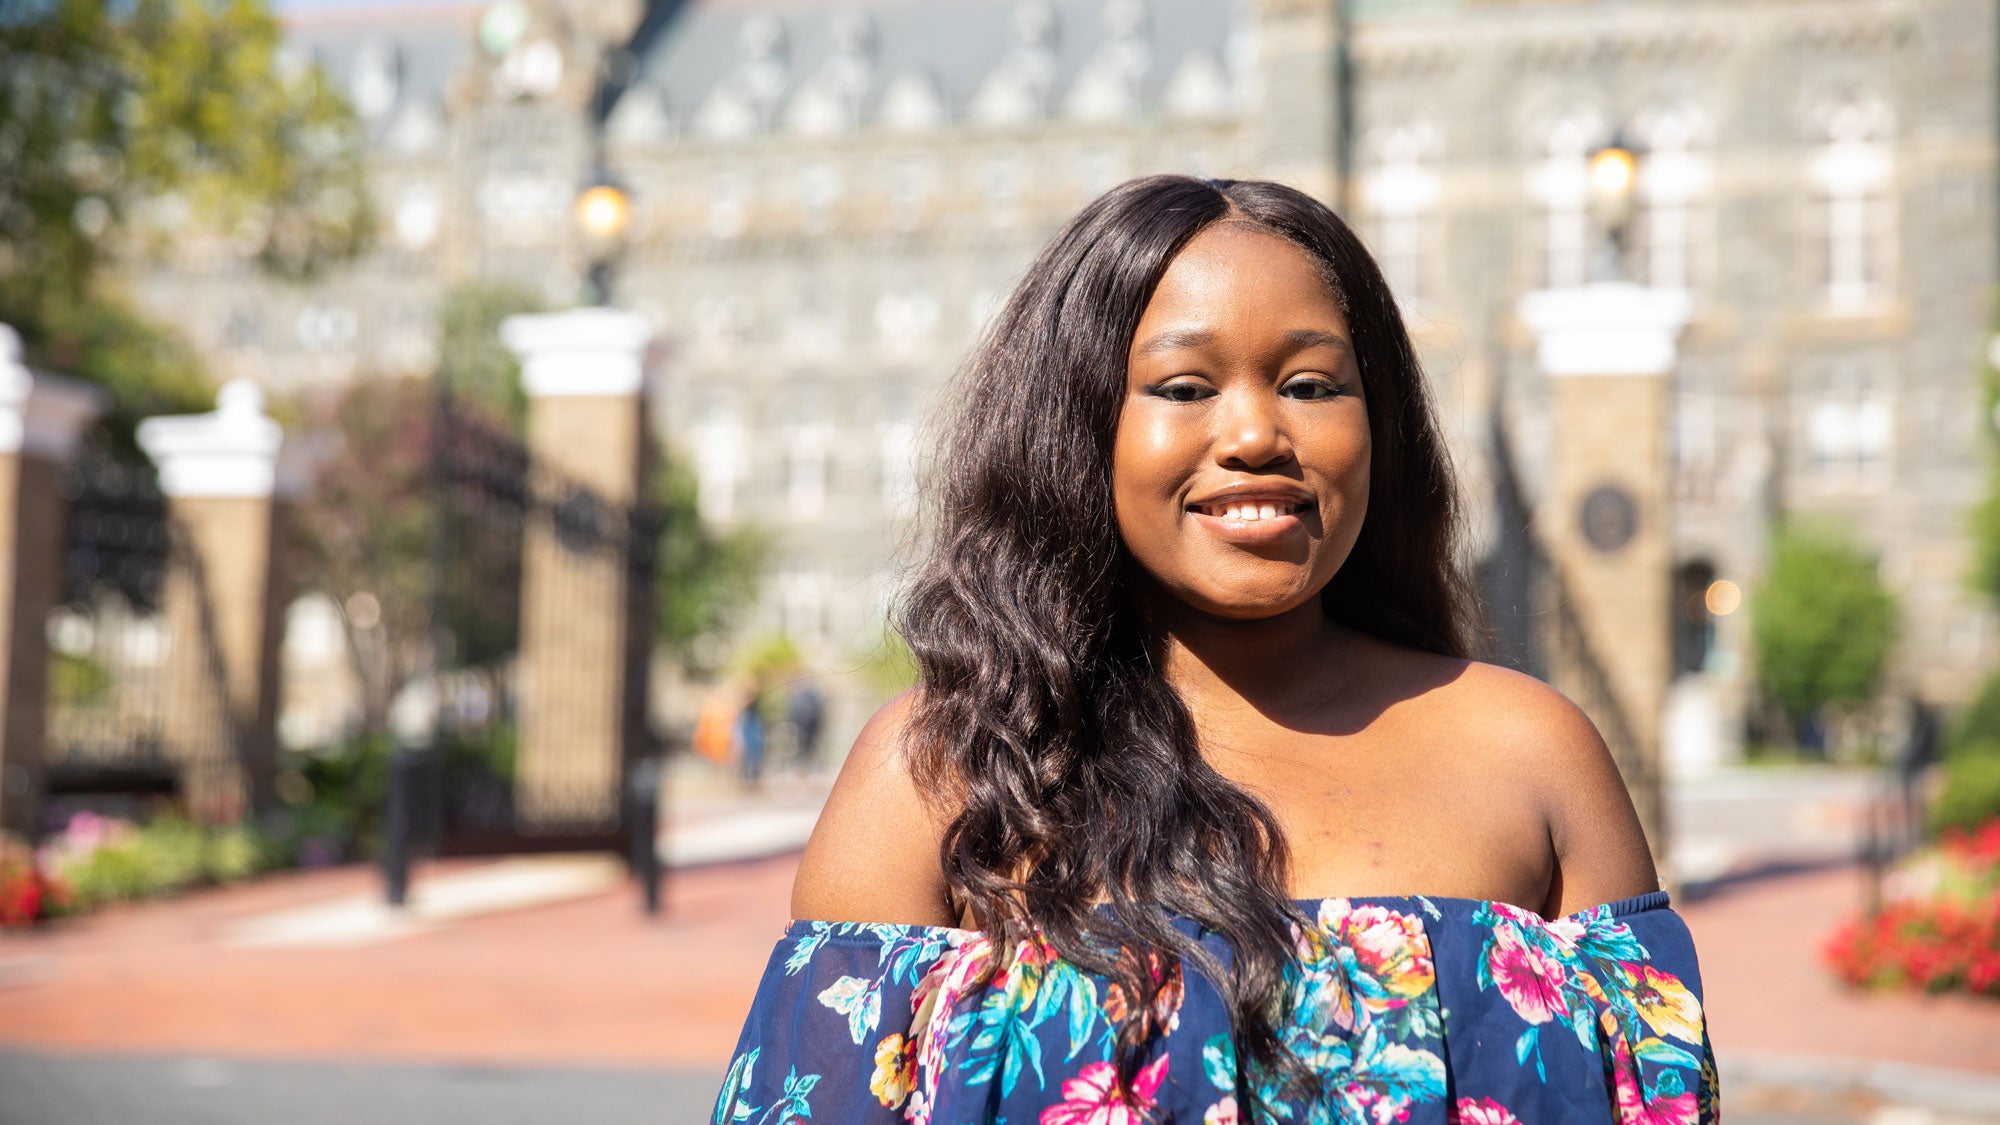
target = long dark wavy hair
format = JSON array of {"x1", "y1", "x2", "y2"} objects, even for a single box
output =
[{"x1": 896, "y1": 175, "x2": 1482, "y2": 1113}]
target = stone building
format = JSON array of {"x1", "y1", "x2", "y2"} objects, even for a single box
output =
[{"x1": 127, "y1": 0, "x2": 2000, "y2": 767}]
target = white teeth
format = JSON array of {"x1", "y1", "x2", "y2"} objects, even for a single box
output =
[
  {"x1": 1224, "y1": 505, "x2": 1243, "y2": 521},
  {"x1": 1258, "y1": 504, "x2": 1277, "y2": 520}
]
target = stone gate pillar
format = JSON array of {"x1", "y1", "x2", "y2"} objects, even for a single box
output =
[
  {"x1": 137, "y1": 380, "x2": 297, "y2": 824},
  {"x1": 0, "y1": 327, "x2": 104, "y2": 835},
  {"x1": 1516, "y1": 283, "x2": 1692, "y2": 876},
  {"x1": 502, "y1": 308, "x2": 651, "y2": 830}
]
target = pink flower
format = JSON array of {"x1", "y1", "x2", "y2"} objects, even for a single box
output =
[
  {"x1": 1203, "y1": 1095, "x2": 1239, "y2": 1125},
  {"x1": 1486, "y1": 927, "x2": 1569, "y2": 1024},
  {"x1": 1450, "y1": 1097, "x2": 1523, "y2": 1125},
  {"x1": 1039, "y1": 1057, "x2": 1169, "y2": 1125}
]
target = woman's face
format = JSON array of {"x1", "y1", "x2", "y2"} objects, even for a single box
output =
[{"x1": 1113, "y1": 223, "x2": 1371, "y2": 621}]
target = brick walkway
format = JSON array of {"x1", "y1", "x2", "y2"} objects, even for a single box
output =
[
  {"x1": 3, "y1": 843, "x2": 1998, "y2": 1106},
  {"x1": 1680, "y1": 862, "x2": 2000, "y2": 1077}
]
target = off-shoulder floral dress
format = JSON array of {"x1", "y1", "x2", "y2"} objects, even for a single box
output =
[{"x1": 712, "y1": 891, "x2": 1719, "y2": 1124}]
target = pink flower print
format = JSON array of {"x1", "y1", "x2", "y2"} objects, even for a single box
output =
[
  {"x1": 1038, "y1": 1056, "x2": 1169, "y2": 1125},
  {"x1": 1487, "y1": 925, "x2": 1570, "y2": 1025},
  {"x1": 1449, "y1": 1097, "x2": 1524, "y2": 1125},
  {"x1": 1203, "y1": 1095, "x2": 1239, "y2": 1125}
]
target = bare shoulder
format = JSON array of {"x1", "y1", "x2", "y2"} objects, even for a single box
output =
[
  {"x1": 789, "y1": 689, "x2": 958, "y2": 927},
  {"x1": 1439, "y1": 658, "x2": 1661, "y2": 912}
]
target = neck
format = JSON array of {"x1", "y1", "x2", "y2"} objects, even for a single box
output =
[{"x1": 1142, "y1": 589, "x2": 1349, "y2": 720}]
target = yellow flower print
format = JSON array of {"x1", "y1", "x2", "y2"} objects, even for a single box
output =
[
  {"x1": 1631, "y1": 964, "x2": 1703, "y2": 1045},
  {"x1": 870, "y1": 1032, "x2": 916, "y2": 1108}
]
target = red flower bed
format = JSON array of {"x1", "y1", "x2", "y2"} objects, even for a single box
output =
[
  {"x1": 1823, "y1": 819, "x2": 2000, "y2": 998},
  {"x1": 0, "y1": 839, "x2": 70, "y2": 929}
]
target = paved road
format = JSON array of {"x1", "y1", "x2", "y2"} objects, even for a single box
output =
[{"x1": 0, "y1": 1050, "x2": 726, "y2": 1125}]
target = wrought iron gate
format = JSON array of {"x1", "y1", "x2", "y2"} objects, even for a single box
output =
[
  {"x1": 43, "y1": 442, "x2": 238, "y2": 828},
  {"x1": 381, "y1": 391, "x2": 661, "y2": 911}
]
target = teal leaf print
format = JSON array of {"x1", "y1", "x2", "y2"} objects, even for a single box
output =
[
  {"x1": 815, "y1": 976, "x2": 881, "y2": 1045},
  {"x1": 712, "y1": 1047, "x2": 758, "y2": 1124},
  {"x1": 1515, "y1": 1025, "x2": 1547, "y2": 1081},
  {"x1": 1202, "y1": 1034, "x2": 1237, "y2": 1092},
  {"x1": 784, "y1": 926, "x2": 829, "y2": 975},
  {"x1": 1635, "y1": 1038, "x2": 1700, "y2": 1071}
]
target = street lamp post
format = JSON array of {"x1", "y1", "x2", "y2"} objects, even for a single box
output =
[
  {"x1": 1586, "y1": 134, "x2": 1641, "y2": 283},
  {"x1": 575, "y1": 168, "x2": 631, "y2": 307}
]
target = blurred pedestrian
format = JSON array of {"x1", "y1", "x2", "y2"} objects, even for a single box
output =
[
  {"x1": 784, "y1": 683, "x2": 825, "y2": 773},
  {"x1": 734, "y1": 685, "x2": 768, "y2": 790}
]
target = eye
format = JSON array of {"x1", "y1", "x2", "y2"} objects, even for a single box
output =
[
  {"x1": 1143, "y1": 380, "x2": 1215, "y2": 403},
  {"x1": 1282, "y1": 375, "x2": 1347, "y2": 401}
]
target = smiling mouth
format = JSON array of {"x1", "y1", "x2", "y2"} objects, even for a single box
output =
[{"x1": 1187, "y1": 499, "x2": 1314, "y2": 523}]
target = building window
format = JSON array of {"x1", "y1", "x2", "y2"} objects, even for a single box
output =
[
  {"x1": 779, "y1": 566, "x2": 831, "y2": 645},
  {"x1": 707, "y1": 171, "x2": 749, "y2": 240},
  {"x1": 798, "y1": 162, "x2": 841, "y2": 233},
  {"x1": 1807, "y1": 96, "x2": 1894, "y2": 311},
  {"x1": 296, "y1": 304, "x2": 357, "y2": 352},
  {"x1": 1360, "y1": 124, "x2": 1441, "y2": 308},
  {"x1": 783, "y1": 396, "x2": 831, "y2": 519},
  {"x1": 879, "y1": 395, "x2": 919, "y2": 515},
  {"x1": 1528, "y1": 110, "x2": 1600, "y2": 290},
  {"x1": 1803, "y1": 363, "x2": 1893, "y2": 491},
  {"x1": 693, "y1": 399, "x2": 745, "y2": 522},
  {"x1": 1635, "y1": 104, "x2": 1712, "y2": 292}
]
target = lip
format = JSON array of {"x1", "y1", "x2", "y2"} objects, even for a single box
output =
[
  {"x1": 1185, "y1": 482, "x2": 1317, "y2": 511},
  {"x1": 1187, "y1": 508, "x2": 1307, "y2": 544},
  {"x1": 1183, "y1": 482, "x2": 1318, "y2": 545}
]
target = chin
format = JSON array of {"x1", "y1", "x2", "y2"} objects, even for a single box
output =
[{"x1": 1182, "y1": 581, "x2": 1323, "y2": 621}]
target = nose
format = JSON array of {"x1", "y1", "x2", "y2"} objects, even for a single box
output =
[{"x1": 1213, "y1": 386, "x2": 1294, "y2": 470}]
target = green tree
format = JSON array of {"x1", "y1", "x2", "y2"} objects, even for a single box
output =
[
  {"x1": 437, "y1": 283, "x2": 543, "y2": 424},
  {"x1": 0, "y1": 0, "x2": 368, "y2": 436},
  {"x1": 1749, "y1": 520, "x2": 1901, "y2": 748},
  {"x1": 652, "y1": 454, "x2": 769, "y2": 665}
]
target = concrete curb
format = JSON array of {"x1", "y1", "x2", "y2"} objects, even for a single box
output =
[{"x1": 1724, "y1": 1051, "x2": 2000, "y2": 1118}]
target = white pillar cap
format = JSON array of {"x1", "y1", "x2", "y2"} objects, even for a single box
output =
[
  {"x1": 501, "y1": 307, "x2": 651, "y2": 399},
  {"x1": 0, "y1": 323, "x2": 107, "y2": 460},
  {"x1": 1516, "y1": 283, "x2": 1694, "y2": 378},
  {"x1": 137, "y1": 378, "x2": 289, "y2": 498}
]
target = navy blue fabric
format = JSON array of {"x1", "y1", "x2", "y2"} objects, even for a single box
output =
[{"x1": 712, "y1": 892, "x2": 1718, "y2": 1125}]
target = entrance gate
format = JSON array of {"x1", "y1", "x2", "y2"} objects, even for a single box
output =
[{"x1": 380, "y1": 390, "x2": 661, "y2": 911}]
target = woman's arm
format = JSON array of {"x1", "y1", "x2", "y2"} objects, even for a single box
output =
[
  {"x1": 1517, "y1": 679, "x2": 1662, "y2": 917},
  {"x1": 789, "y1": 689, "x2": 960, "y2": 927}
]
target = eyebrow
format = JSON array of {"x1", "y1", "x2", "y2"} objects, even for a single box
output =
[{"x1": 1131, "y1": 327, "x2": 1351, "y2": 358}]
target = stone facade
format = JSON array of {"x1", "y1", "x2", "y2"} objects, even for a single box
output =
[{"x1": 122, "y1": 0, "x2": 2000, "y2": 761}]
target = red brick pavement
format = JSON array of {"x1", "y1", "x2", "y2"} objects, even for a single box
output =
[
  {"x1": 0, "y1": 855, "x2": 799, "y2": 1069},
  {"x1": 3, "y1": 851, "x2": 1998, "y2": 1081},
  {"x1": 1679, "y1": 862, "x2": 2000, "y2": 1076}
]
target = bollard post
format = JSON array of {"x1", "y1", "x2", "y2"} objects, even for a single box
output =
[
  {"x1": 628, "y1": 756, "x2": 663, "y2": 916},
  {"x1": 383, "y1": 747, "x2": 417, "y2": 907}
]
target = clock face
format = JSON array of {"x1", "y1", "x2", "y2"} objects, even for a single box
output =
[{"x1": 1580, "y1": 483, "x2": 1639, "y2": 553}]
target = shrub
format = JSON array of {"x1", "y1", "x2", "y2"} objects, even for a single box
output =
[
  {"x1": 0, "y1": 836, "x2": 70, "y2": 928},
  {"x1": 1935, "y1": 749, "x2": 2000, "y2": 837},
  {"x1": 1825, "y1": 816, "x2": 2000, "y2": 998},
  {"x1": 1749, "y1": 521, "x2": 1900, "y2": 749}
]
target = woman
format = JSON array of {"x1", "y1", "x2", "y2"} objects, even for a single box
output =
[{"x1": 713, "y1": 176, "x2": 1717, "y2": 1124}]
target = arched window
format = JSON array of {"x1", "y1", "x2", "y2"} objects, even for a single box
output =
[
  {"x1": 1526, "y1": 109, "x2": 1602, "y2": 290},
  {"x1": 1634, "y1": 103, "x2": 1712, "y2": 292},
  {"x1": 1807, "y1": 95, "x2": 1895, "y2": 311},
  {"x1": 1360, "y1": 123, "x2": 1441, "y2": 307}
]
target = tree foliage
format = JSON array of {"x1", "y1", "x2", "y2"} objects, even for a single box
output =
[
  {"x1": 0, "y1": 0, "x2": 368, "y2": 432},
  {"x1": 0, "y1": 0, "x2": 369, "y2": 297},
  {"x1": 1749, "y1": 520, "x2": 1901, "y2": 734},
  {"x1": 652, "y1": 453, "x2": 769, "y2": 662}
]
